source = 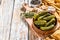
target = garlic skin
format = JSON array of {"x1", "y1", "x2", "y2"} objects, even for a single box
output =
[{"x1": 47, "y1": 6, "x2": 56, "y2": 13}]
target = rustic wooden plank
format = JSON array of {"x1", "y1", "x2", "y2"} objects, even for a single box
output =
[
  {"x1": 10, "y1": 0, "x2": 28, "y2": 40},
  {"x1": 2, "y1": 0, "x2": 14, "y2": 40}
]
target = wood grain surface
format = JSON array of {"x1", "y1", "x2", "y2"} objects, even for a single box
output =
[
  {"x1": 1, "y1": 0, "x2": 28, "y2": 40},
  {"x1": 1, "y1": 0, "x2": 40, "y2": 40}
]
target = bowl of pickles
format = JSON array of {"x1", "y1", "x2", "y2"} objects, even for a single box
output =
[
  {"x1": 33, "y1": 11, "x2": 57, "y2": 30},
  {"x1": 32, "y1": 11, "x2": 60, "y2": 37}
]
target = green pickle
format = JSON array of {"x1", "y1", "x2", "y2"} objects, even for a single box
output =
[
  {"x1": 34, "y1": 20, "x2": 47, "y2": 26},
  {"x1": 43, "y1": 15, "x2": 55, "y2": 21},
  {"x1": 33, "y1": 14, "x2": 38, "y2": 20},
  {"x1": 45, "y1": 18, "x2": 55, "y2": 26},
  {"x1": 38, "y1": 13, "x2": 51, "y2": 20},
  {"x1": 38, "y1": 11, "x2": 48, "y2": 16},
  {"x1": 40, "y1": 24, "x2": 54, "y2": 31}
]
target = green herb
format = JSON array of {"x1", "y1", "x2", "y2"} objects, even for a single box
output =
[{"x1": 24, "y1": 12, "x2": 34, "y2": 18}]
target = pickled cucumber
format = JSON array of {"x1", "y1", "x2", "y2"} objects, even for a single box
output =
[
  {"x1": 43, "y1": 15, "x2": 55, "y2": 21},
  {"x1": 34, "y1": 20, "x2": 47, "y2": 26},
  {"x1": 33, "y1": 14, "x2": 38, "y2": 20},
  {"x1": 38, "y1": 11, "x2": 48, "y2": 16},
  {"x1": 40, "y1": 25, "x2": 54, "y2": 31},
  {"x1": 38, "y1": 13, "x2": 51, "y2": 20},
  {"x1": 45, "y1": 18, "x2": 55, "y2": 26}
]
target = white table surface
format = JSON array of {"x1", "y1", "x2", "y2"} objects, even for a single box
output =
[{"x1": 1, "y1": 0, "x2": 28, "y2": 40}]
